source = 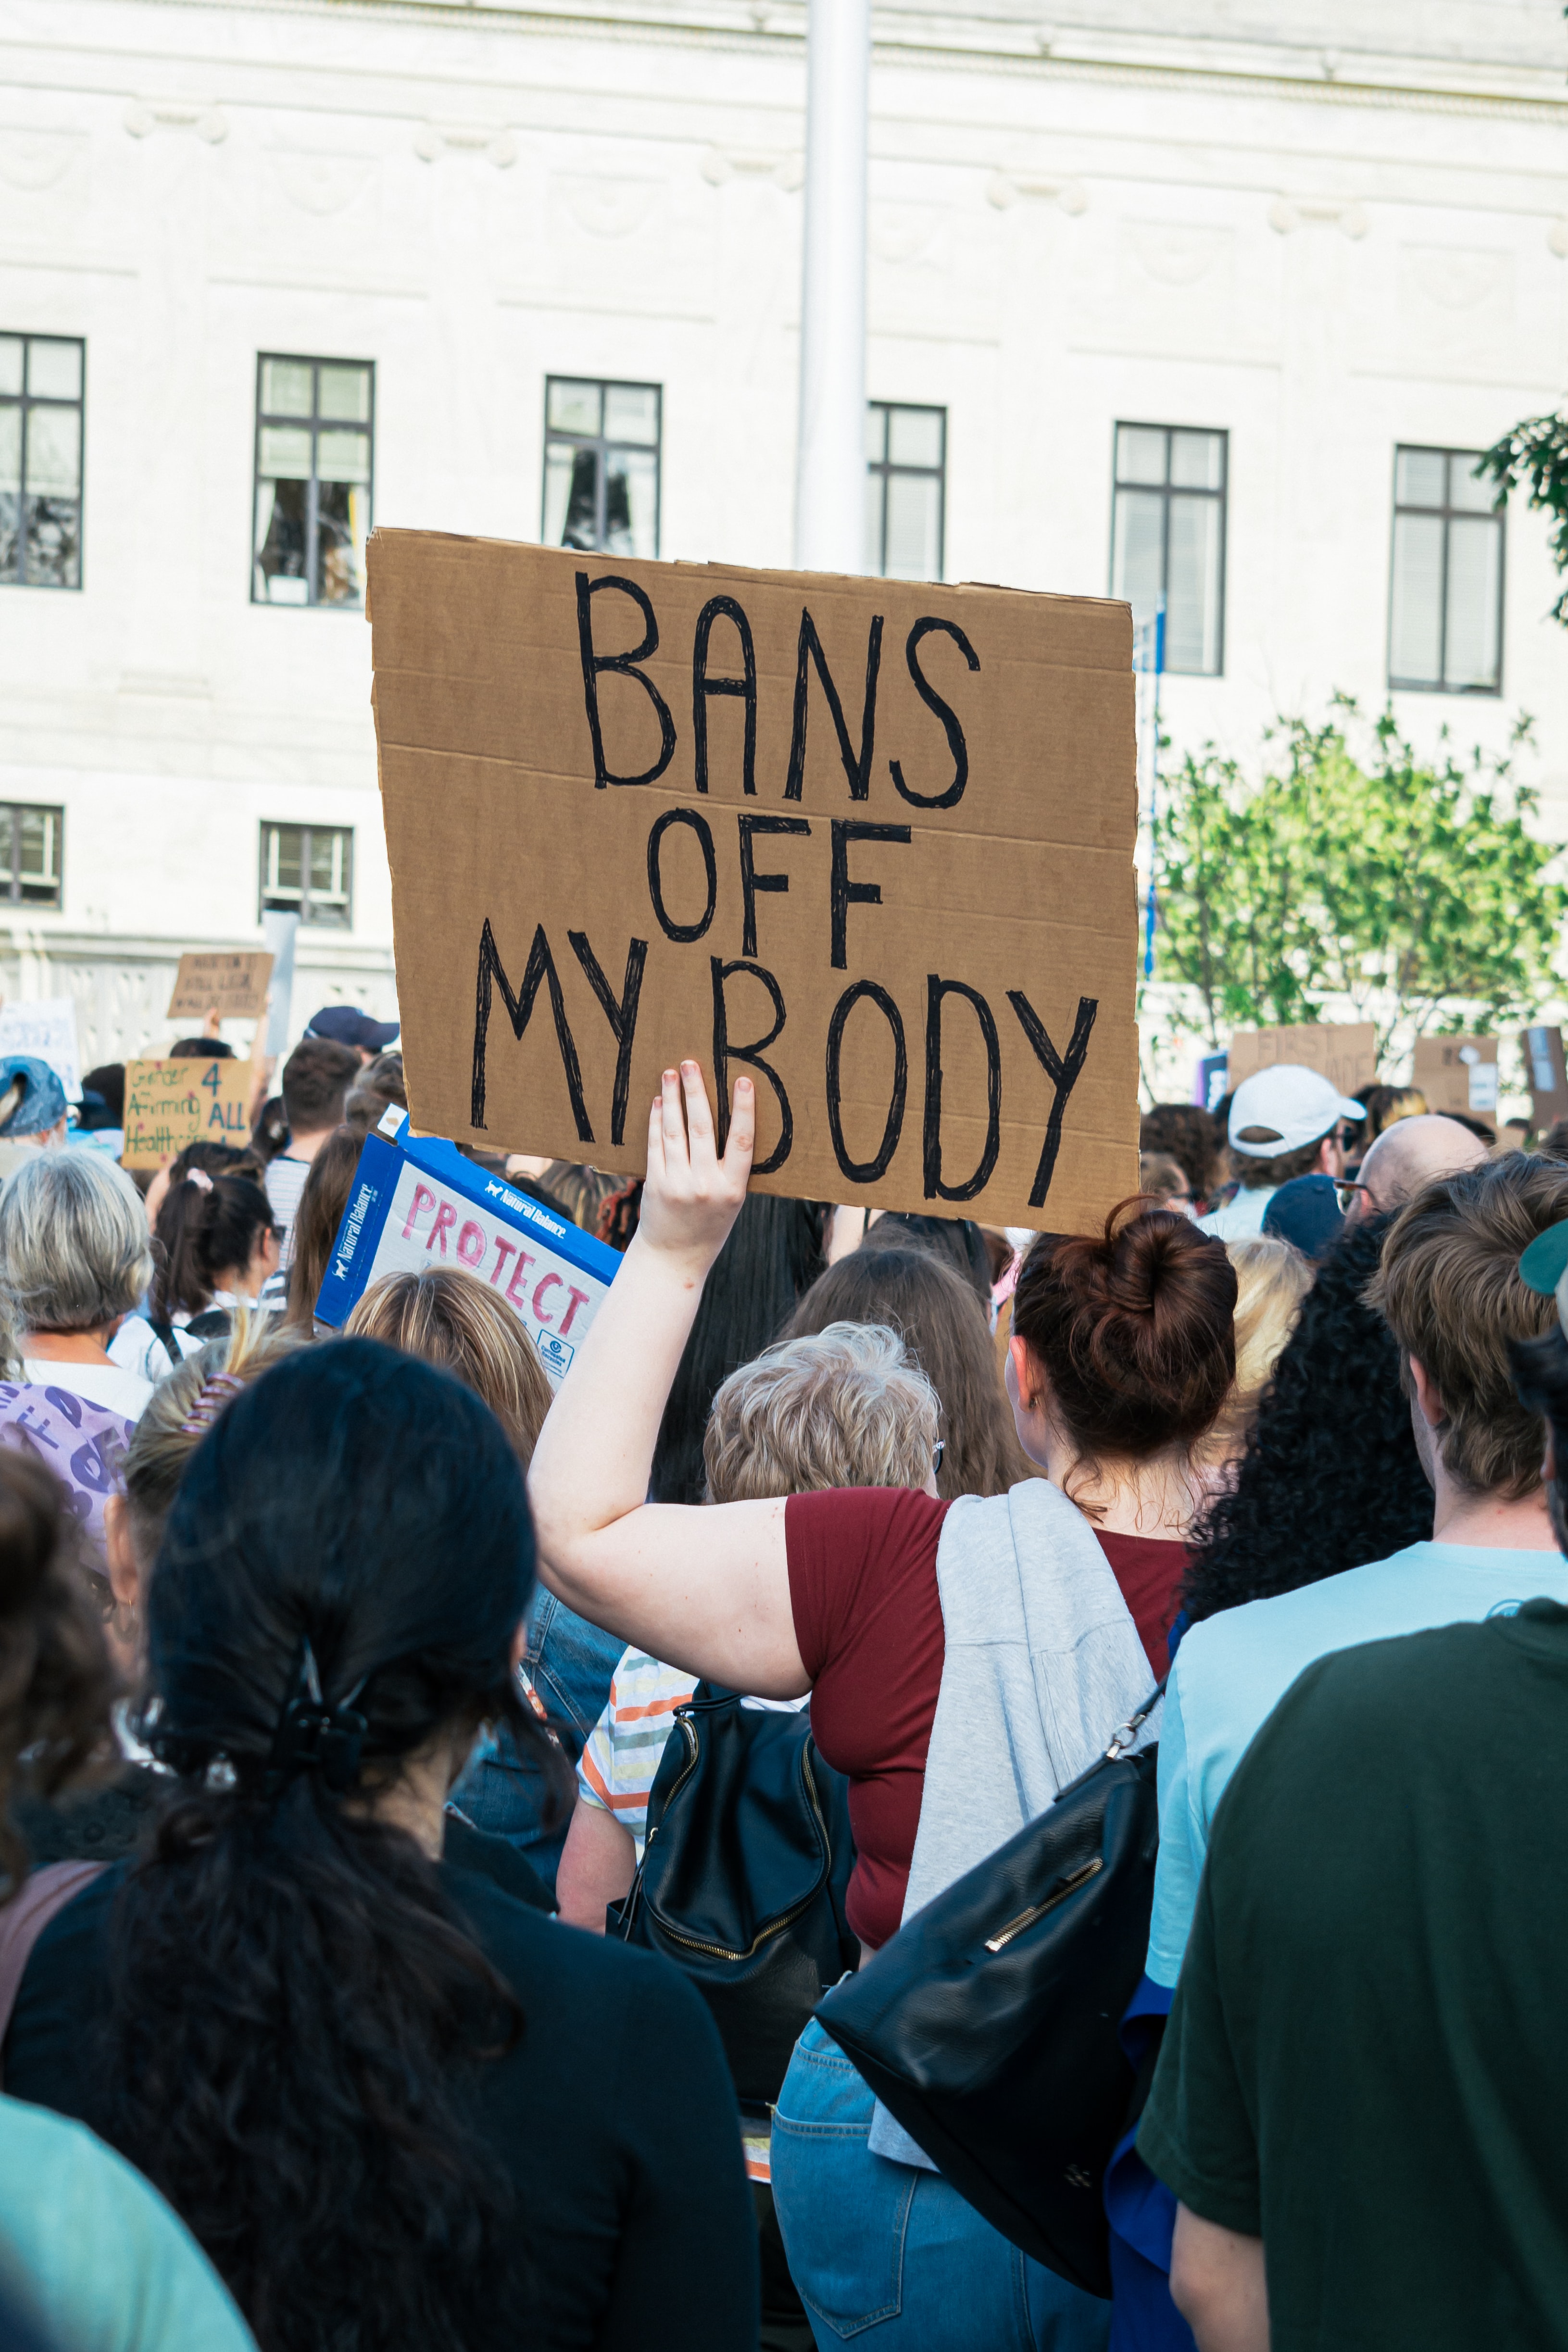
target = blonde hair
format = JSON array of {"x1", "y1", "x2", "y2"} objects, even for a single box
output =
[
  {"x1": 344, "y1": 1266, "x2": 552, "y2": 1468},
  {"x1": 0, "y1": 1151, "x2": 152, "y2": 1351},
  {"x1": 121, "y1": 1307, "x2": 301, "y2": 1566},
  {"x1": 702, "y1": 1321, "x2": 939, "y2": 1503},
  {"x1": 1203, "y1": 1238, "x2": 1313, "y2": 1458}
]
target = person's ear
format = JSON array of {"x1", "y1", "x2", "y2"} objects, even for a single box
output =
[
  {"x1": 1408, "y1": 1354, "x2": 1446, "y2": 1430},
  {"x1": 104, "y1": 1493, "x2": 140, "y2": 1614},
  {"x1": 1007, "y1": 1332, "x2": 1037, "y2": 1410}
]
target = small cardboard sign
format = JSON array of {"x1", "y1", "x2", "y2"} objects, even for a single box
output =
[
  {"x1": 1226, "y1": 1023, "x2": 1378, "y2": 1104},
  {"x1": 1411, "y1": 1035, "x2": 1499, "y2": 1121},
  {"x1": 121, "y1": 1059, "x2": 255, "y2": 1168},
  {"x1": 1521, "y1": 1024, "x2": 1568, "y2": 1132},
  {"x1": 0, "y1": 998, "x2": 82, "y2": 1102},
  {"x1": 367, "y1": 532, "x2": 1140, "y2": 1234},
  {"x1": 313, "y1": 1120, "x2": 619, "y2": 1385},
  {"x1": 167, "y1": 951, "x2": 274, "y2": 1023}
]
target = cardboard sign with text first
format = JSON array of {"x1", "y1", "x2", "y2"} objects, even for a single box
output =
[
  {"x1": 122, "y1": 1059, "x2": 254, "y2": 1168},
  {"x1": 368, "y1": 534, "x2": 1140, "y2": 1233},
  {"x1": 167, "y1": 951, "x2": 274, "y2": 1023},
  {"x1": 1227, "y1": 1024, "x2": 1379, "y2": 1104}
]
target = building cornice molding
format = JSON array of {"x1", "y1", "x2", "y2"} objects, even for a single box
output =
[{"x1": 29, "y1": 0, "x2": 1568, "y2": 127}]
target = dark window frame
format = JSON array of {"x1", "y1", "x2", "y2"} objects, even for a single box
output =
[
  {"x1": 866, "y1": 400, "x2": 947, "y2": 581},
  {"x1": 1109, "y1": 421, "x2": 1229, "y2": 678},
  {"x1": 258, "y1": 821, "x2": 354, "y2": 931},
  {"x1": 1387, "y1": 442, "x2": 1505, "y2": 697},
  {"x1": 0, "y1": 801, "x2": 64, "y2": 910},
  {"x1": 251, "y1": 353, "x2": 376, "y2": 611},
  {"x1": 540, "y1": 376, "x2": 662, "y2": 557},
  {"x1": 0, "y1": 332, "x2": 86, "y2": 593}
]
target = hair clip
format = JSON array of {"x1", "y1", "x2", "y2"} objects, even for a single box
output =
[
  {"x1": 179, "y1": 1369, "x2": 244, "y2": 1439},
  {"x1": 264, "y1": 1638, "x2": 369, "y2": 1797},
  {"x1": 185, "y1": 1168, "x2": 213, "y2": 1192}
]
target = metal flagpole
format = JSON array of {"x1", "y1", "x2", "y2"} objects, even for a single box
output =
[
  {"x1": 1137, "y1": 602, "x2": 1166, "y2": 977},
  {"x1": 794, "y1": 0, "x2": 870, "y2": 574}
]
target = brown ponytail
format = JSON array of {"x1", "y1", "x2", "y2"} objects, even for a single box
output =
[{"x1": 1011, "y1": 1199, "x2": 1238, "y2": 1473}]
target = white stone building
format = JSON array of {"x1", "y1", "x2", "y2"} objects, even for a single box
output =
[{"x1": 3, "y1": 0, "x2": 1566, "y2": 1068}]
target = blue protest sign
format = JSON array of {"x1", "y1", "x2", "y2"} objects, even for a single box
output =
[{"x1": 314, "y1": 1117, "x2": 619, "y2": 1384}]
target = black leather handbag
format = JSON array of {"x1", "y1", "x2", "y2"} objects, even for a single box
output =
[
  {"x1": 813, "y1": 1689, "x2": 1163, "y2": 2299},
  {"x1": 607, "y1": 1684, "x2": 859, "y2": 2106}
]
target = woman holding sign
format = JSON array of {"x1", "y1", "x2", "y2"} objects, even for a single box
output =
[{"x1": 529, "y1": 1066, "x2": 1237, "y2": 2351}]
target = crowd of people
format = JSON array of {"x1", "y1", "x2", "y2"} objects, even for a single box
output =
[{"x1": 0, "y1": 1011, "x2": 1566, "y2": 2351}]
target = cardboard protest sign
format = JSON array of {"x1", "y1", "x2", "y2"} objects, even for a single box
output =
[
  {"x1": 1411, "y1": 1035, "x2": 1499, "y2": 1121},
  {"x1": 167, "y1": 951, "x2": 273, "y2": 1023},
  {"x1": 122, "y1": 1059, "x2": 254, "y2": 1168},
  {"x1": 1226, "y1": 1023, "x2": 1377, "y2": 1104},
  {"x1": 314, "y1": 1117, "x2": 619, "y2": 1383},
  {"x1": 367, "y1": 533, "x2": 1139, "y2": 1233},
  {"x1": 1521, "y1": 1024, "x2": 1568, "y2": 1133},
  {"x1": 0, "y1": 999, "x2": 82, "y2": 1102}
]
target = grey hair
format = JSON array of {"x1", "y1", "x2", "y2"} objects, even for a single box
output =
[
  {"x1": 0, "y1": 1150, "x2": 154, "y2": 1349},
  {"x1": 703, "y1": 1319, "x2": 940, "y2": 1503}
]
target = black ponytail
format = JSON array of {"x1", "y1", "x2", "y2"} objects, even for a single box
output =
[
  {"x1": 150, "y1": 1173, "x2": 274, "y2": 1319},
  {"x1": 97, "y1": 1339, "x2": 560, "y2": 2352}
]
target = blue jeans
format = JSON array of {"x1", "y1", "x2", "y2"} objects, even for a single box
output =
[
  {"x1": 771, "y1": 2019, "x2": 1111, "y2": 2352},
  {"x1": 450, "y1": 1593, "x2": 624, "y2": 1889}
]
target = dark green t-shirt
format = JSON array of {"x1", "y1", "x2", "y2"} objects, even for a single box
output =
[{"x1": 1139, "y1": 1597, "x2": 1568, "y2": 2352}]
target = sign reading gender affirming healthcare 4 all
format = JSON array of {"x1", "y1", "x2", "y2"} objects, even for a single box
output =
[
  {"x1": 367, "y1": 533, "x2": 1140, "y2": 1233},
  {"x1": 314, "y1": 1116, "x2": 619, "y2": 1385}
]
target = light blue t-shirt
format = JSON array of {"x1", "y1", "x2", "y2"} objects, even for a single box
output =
[
  {"x1": 1197, "y1": 1186, "x2": 1275, "y2": 1240},
  {"x1": 0, "y1": 2093, "x2": 255, "y2": 2351},
  {"x1": 1146, "y1": 1540, "x2": 1568, "y2": 1987}
]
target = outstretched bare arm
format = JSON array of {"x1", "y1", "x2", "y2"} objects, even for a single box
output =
[{"x1": 527, "y1": 1062, "x2": 807, "y2": 1699}]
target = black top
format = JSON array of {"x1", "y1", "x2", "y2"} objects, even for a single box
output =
[
  {"x1": 1140, "y1": 1599, "x2": 1568, "y2": 2351},
  {"x1": 13, "y1": 1774, "x2": 557, "y2": 1916},
  {"x1": 5, "y1": 1857, "x2": 757, "y2": 2352}
]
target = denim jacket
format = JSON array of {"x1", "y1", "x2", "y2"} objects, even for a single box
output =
[{"x1": 450, "y1": 1592, "x2": 624, "y2": 1891}]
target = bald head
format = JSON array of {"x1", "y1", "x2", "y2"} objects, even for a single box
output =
[{"x1": 1354, "y1": 1114, "x2": 1489, "y2": 1220}]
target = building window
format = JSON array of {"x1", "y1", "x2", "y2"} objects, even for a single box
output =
[
  {"x1": 542, "y1": 378, "x2": 660, "y2": 558},
  {"x1": 0, "y1": 804, "x2": 63, "y2": 908},
  {"x1": 1110, "y1": 424, "x2": 1227, "y2": 676},
  {"x1": 253, "y1": 356, "x2": 374, "y2": 608},
  {"x1": 260, "y1": 824, "x2": 353, "y2": 929},
  {"x1": 1388, "y1": 446, "x2": 1503, "y2": 694},
  {"x1": 866, "y1": 403, "x2": 945, "y2": 581},
  {"x1": 0, "y1": 335, "x2": 84, "y2": 591}
]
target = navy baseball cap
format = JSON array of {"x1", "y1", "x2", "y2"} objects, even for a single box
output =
[
  {"x1": 0, "y1": 1056, "x2": 67, "y2": 1138},
  {"x1": 1261, "y1": 1171, "x2": 1345, "y2": 1261},
  {"x1": 303, "y1": 1005, "x2": 400, "y2": 1053}
]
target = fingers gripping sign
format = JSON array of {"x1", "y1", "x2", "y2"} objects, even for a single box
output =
[{"x1": 638, "y1": 1063, "x2": 754, "y2": 1273}]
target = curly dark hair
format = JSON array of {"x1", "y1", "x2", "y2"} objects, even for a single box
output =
[
  {"x1": 96, "y1": 1339, "x2": 560, "y2": 2352},
  {"x1": 1182, "y1": 1213, "x2": 1433, "y2": 1622},
  {"x1": 0, "y1": 1448, "x2": 115, "y2": 1897},
  {"x1": 1140, "y1": 1104, "x2": 1223, "y2": 1203}
]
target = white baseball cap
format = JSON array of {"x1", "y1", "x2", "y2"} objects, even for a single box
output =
[{"x1": 1228, "y1": 1064, "x2": 1365, "y2": 1158}]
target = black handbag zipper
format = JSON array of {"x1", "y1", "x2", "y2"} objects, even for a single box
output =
[
  {"x1": 983, "y1": 1856, "x2": 1103, "y2": 1952},
  {"x1": 643, "y1": 1729, "x2": 832, "y2": 1964}
]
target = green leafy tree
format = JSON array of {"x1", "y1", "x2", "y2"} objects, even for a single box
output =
[
  {"x1": 1477, "y1": 415, "x2": 1568, "y2": 625},
  {"x1": 1148, "y1": 700, "x2": 1567, "y2": 1059}
]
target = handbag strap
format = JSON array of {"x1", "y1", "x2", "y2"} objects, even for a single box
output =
[
  {"x1": 0, "y1": 1859, "x2": 105, "y2": 2089},
  {"x1": 1103, "y1": 1678, "x2": 1167, "y2": 1761}
]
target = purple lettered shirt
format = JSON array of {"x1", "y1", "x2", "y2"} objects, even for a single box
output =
[{"x1": 0, "y1": 1381, "x2": 135, "y2": 1564}]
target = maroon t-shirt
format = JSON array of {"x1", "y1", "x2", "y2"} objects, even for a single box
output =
[{"x1": 786, "y1": 1488, "x2": 1187, "y2": 1951}]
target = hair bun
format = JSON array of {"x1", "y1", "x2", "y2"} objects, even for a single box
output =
[{"x1": 1012, "y1": 1199, "x2": 1239, "y2": 1463}]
